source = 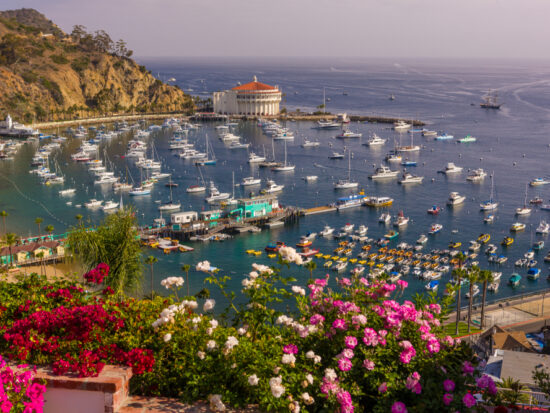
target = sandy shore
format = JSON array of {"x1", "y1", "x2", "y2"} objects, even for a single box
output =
[{"x1": 1, "y1": 262, "x2": 83, "y2": 283}]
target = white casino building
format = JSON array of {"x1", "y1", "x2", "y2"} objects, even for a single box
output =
[{"x1": 213, "y1": 76, "x2": 282, "y2": 116}]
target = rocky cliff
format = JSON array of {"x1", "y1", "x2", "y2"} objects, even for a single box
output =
[{"x1": 0, "y1": 8, "x2": 194, "y2": 123}]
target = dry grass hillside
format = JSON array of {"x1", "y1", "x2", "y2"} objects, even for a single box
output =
[{"x1": 0, "y1": 8, "x2": 194, "y2": 123}]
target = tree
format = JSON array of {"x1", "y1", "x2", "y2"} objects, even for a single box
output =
[
  {"x1": 35, "y1": 217, "x2": 43, "y2": 239},
  {"x1": 478, "y1": 269, "x2": 494, "y2": 329},
  {"x1": 305, "y1": 260, "x2": 316, "y2": 282},
  {"x1": 35, "y1": 251, "x2": 45, "y2": 276},
  {"x1": 45, "y1": 225, "x2": 54, "y2": 240},
  {"x1": 145, "y1": 255, "x2": 158, "y2": 299},
  {"x1": 533, "y1": 367, "x2": 550, "y2": 400},
  {"x1": 466, "y1": 266, "x2": 479, "y2": 333},
  {"x1": 498, "y1": 377, "x2": 530, "y2": 406},
  {"x1": 68, "y1": 207, "x2": 142, "y2": 295},
  {"x1": 93, "y1": 30, "x2": 113, "y2": 53},
  {"x1": 181, "y1": 264, "x2": 191, "y2": 296},
  {"x1": 4, "y1": 233, "x2": 18, "y2": 267},
  {"x1": 0, "y1": 210, "x2": 7, "y2": 235},
  {"x1": 453, "y1": 252, "x2": 467, "y2": 336},
  {"x1": 75, "y1": 214, "x2": 83, "y2": 226},
  {"x1": 71, "y1": 25, "x2": 87, "y2": 42}
]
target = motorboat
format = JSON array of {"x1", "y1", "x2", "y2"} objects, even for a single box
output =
[
  {"x1": 262, "y1": 179, "x2": 284, "y2": 194},
  {"x1": 315, "y1": 120, "x2": 340, "y2": 130},
  {"x1": 248, "y1": 152, "x2": 266, "y2": 163},
  {"x1": 425, "y1": 280, "x2": 439, "y2": 292},
  {"x1": 534, "y1": 240, "x2": 545, "y2": 251},
  {"x1": 393, "y1": 120, "x2": 411, "y2": 131},
  {"x1": 401, "y1": 160, "x2": 417, "y2": 167},
  {"x1": 510, "y1": 222, "x2": 526, "y2": 232},
  {"x1": 393, "y1": 211, "x2": 409, "y2": 227},
  {"x1": 129, "y1": 186, "x2": 151, "y2": 196},
  {"x1": 477, "y1": 233, "x2": 491, "y2": 243},
  {"x1": 399, "y1": 173, "x2": 423, "y2": 184},
  {"x1": 467, "y1": 169, "x2": 487, "y2": 182},
  {"x1": 85, "y1": 199, "x2": 103, "y2": 208},
  {"x1": 365, "y1": 196, "x2": 394, "y2": 207},
  {"x1": 484, "y1": 215, "x2": 495, "y2": 223},
  {"x1": 441, "y1": 162, "x2": 463, "y2": 174},
  {"x1": 530, "y1": 196, "x2": 544, "y2": 205},
  {"x1": 304, "y1": 175, "x2": 318, "y2": 182},
  {"x1": 370, "y1": 165, "x2": 399, "y2": 180},
  {"x1": 465, "y1": 285, "x2": 480, "y2": 299},
  {"x1": 320, "y1": 225, "x2": 335, "y2": 237},
  {"x1": 228, "y1": 141, "x2": 250, "y2": 149},
  {"x1": 508, "y1": 274, "x2": 521, "y2": 287},
  {"x1": 427, "y1": 205, "x2": 441, "y2": 215},
  {"x1": 335, "y1": 194, "x2": 364, "y2": 210},
  {"x1": 488, "y1": 281, "x2": 500, "y2": 292},
  {"x1": 469, "y1": 241, "x2": 481, "y2": 252},
  {"x1": 355, "y1": 225, "x2": 368, "y2": 236},
  {"x1": 435, "y1": 133, "x2": 454, "y2": 141},
  {"x1": 205, "y1": 182, "x2": 230, "y2": 203},
  {"x1": 385, "y1": 153, "x2": 402, "y2": 162},
  {"x1": 94, "y1": 175, "x2": 119, "y2": 185},
  {"x1": 422, "y1": 130, "x2": 437, "y2": 137},
  {"x1": 379, "y1": 213, "x2": 391, "y2": 224},
  {"x1": 333, "y1": 261, "x2": 348, "y2": 273},
  {"x1": 102, "y1": 201, "x2": 119, "y2": 211},
  {"x1": 241, "y1": 177, "x2": 262, "y2": 186},
  {"x1": 59, "y1": 188, "x2": 76, "y2": 196},
  {"x1": 329, "y1": 152, "x2": 345, "y2": 159},
  {"x1": 364, "y1": 134, "x2": 386, "y2": 146},
  {"x1": 527, "y1": 268, "x2": 541, "y2": 280},
  {"x1": 429, "y1": 224, "x2": 443, "y2": 234},
  {"x1": 342, "y1": 223, "x2": 354, "y2": 232},
  {"x1": 301, "y1": 139, "x2": 320, "y2": 148},
  {"x1": 537, "y1": 220, "x2": 550, "y2": 234},
  {"x1": 447, "y1": 192, "x2": 466, "y2": 206},
  {"x1": 336, "y1": 130, "x2": 362, "y2": 139},
  {"x1": 530, "y1": 178, "x2": 550, "y2": 187},
  {"x1": 384, "y1": 230, "x2": 399, "y2": 240},
  {"x1": 186, "y1": 184, "x2": 206, "y2": 193},
  {"x1": 501, "y1": 236, "x2": 514, "y2": 246},
  {"x1": 417, "y1": 234, "x2": 428, "y2": 244},
  {"x1": 459, "y1": 135, "x2": 477, "y2": 143},
  {"x1": 113, "y1": 182, "x2": 132, "y2": 192}
]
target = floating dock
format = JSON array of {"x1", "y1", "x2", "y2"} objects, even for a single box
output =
[{"x1": 303, "y1": 205, "x2": 337, "y2": 216}]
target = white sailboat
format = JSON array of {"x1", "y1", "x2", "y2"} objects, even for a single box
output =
[
  {"x1": 271, "y1": 140, "x2": 295, "y2": 171},
  {"x1": 159, "y1": 177, "x2": 181, "y2": 211},
  {"x1": 515, "y1": 184, "x2": 532, "y2": 215},
  {"x1": 186, "y1": 165, "x2": 207, "y2": 193},
  {"x1": 480, "y1": 172, "x2": 498, "y2": 211},
  {"x1": 195, "y1": 134, "x2": 217, "y2": 165},
  {"x1": 334, "y1": 150, "x2": 358, "y2": 189}
]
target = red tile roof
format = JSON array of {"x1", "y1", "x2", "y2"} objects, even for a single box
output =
[{"x1": 232, "y1": 81, "x2": 277, "y2": 92}]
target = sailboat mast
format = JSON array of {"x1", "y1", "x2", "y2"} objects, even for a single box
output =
[
  {"x1": 323, "y1": 87, "x2": 326, "y2": 114},
  {"x1": 348, "y1": 149, "x2": 351, "y2": 181}
]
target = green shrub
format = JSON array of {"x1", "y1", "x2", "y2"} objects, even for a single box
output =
[{"x1": 50, "y1": 54, "x2": 68, "y2": 64}]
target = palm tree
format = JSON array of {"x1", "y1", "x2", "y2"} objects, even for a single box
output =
[
  {"x1": 499, "y1": 377, "x2": 530, "y2": 406},
  {"x1": 35, "y1": 217, "x2": 43, "y2": 240},
  {"x1": 75, "y1": 214, "x2": 83, "y2": 227},
  {"x1": 36, "y1": 251, "x2": 45, "y2": 276},
  {"x1": 4, "y1": 233, "x2": 18, "y2": 268},
  {"x1": 0, "y1": 210, "x2": 7, "y2": 235},
  {"x1": 45, "y1": 225, "x2": 56, "y2": 275},
  {"x1": 478, "y1": 269, "x2": 494, "y2": 330},
  {"x1": 145, "y1": 255, "x2": 158, "y2": 299},
  {"x1": 466, "y1": 266, "x2": 480, "y2": 333},
  {"x1": 453, "y1": 252, "x2": 467, "y2": 336},
  {"x1": 181, "y1": 264, "x2": 191, "y2": 296},
  {"x1": 305, "y1": 260, "x2": 317, "y2": 282}
]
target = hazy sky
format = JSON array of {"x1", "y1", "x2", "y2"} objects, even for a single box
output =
[{"x1": 2, "y1": 0, "x2": 550, "y2": 59}]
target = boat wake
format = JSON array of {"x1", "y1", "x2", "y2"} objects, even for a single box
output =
[{"x1": 314, "y1": 163, "x2": 328, "y2": 169}]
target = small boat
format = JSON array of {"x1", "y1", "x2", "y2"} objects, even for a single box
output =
[
  {"x1": 530, "y1": 196, "x2": 544, "y2": 205},
  {"x1": 241, "y1": 177, "x2": 262, "y2": 186},
  {"x1": 296, "y1": 237, "x2": 312, "y2": 248},
  {"x1": 488, "y1": 281, "x2": 500, "y2": 292},
  {"x1": 422, "y1": 130, "x2": 437, "y2": 137},
  {"x1": 459, "y1": 135, "x2": 477, "y2": 143},
  {"x1": 425, "y1": 280, "x2": 439, "y2": 291},
  {"x1": 102, "y1": 200, "x2": 119, "y2": 211},
  {"x1": 59, "y1": 188, "x2": 76, "y2": 196},
  {"x1": 379, "y1": 213, "x2": 391, "y2": 224},
  {"x1": 449, "y1": 241, "x2": 462, "y2": 249},
  {"x1": 365, "y1": 197, "x2": 394, "y2": 207},
  {"x1": 427, "y1": 205, "x2": 441, "y2": 215},
  {"x1": 501, "y1": 236, "x2": 514, "y2": 246},
  {"x1": 429, "y1": 224, "x2": 443, "y2": 234},
  {"x1": 447, "y1": 192, "x2": 466, "y2": 206},
  {"x1": 401, "y1": 160, "x2": 417, "y2": 167},
  {"x1": 534, "y1": 240, "x2": 545, "y2": 251},
  {"x1": 527, "y1": 268, "x2": 541, "y2": 280},
  {"x1": 329, "y1": 152, "x2": 345, "y2": 159},
  {"x1": 385, "y1": 153, "x2": 402, "y2": 162},
  {"x1": 477, "y1": 233, "x2": 491, "y2": 243},
  {"x1": 467, "y1": 169, "x2": 487, "y2": 182},
  {"x1": 465, "y1": 284, "x2": 480, "y2": 299},
  {"x1": 355, "y1": 225, "x2": 368, "y2": 236},
  {"x1": 165, "y1": 182, "x2": 178, "y2": 188},
  {"x1": 186, "y1": 184, "x2": 206, "y2": 193},
  {"x1": 342, "y1": 223, "x2": 354, "y2": 232},
  {"x1": 441, "y1": 162, "x2": 463, "y2": 174},
  {"x1": 336, "y1": 130, "x2": 362, "y2": 139},
  {"x1": 510, "y1": 222, "x2": 526, "y2": 232},
  {"x1": 265, "y1": 241, "x2": 285, "y2": 252},
  {"x1": 537, "y1": 220, "x2": 550, "y2": 234},
  {"x1": 416, "y1": 234, "x2": 428, "y2": 244},
  {"x1": 435, "y1": 133, "x2": 454, "y2": 141},
  {"x1": 508, "y1": 273, "x2": 521, "y2": 287},
  {"x1": 320, "y1": 225, "x2": 335, "y2": 237},
  {"x1": 484, "y1": 215, "x2": 495, "y2": 223},
  {"x1": 301, "y1": 139, "x2": 321, "y2": 148},
  {"x1": 370, "y1": 165, "x2": 399, "y2": 180},
  {"x1": 530, "y1": 178, "x2": 550, "y2": 187},
  {"x1": 333, "y1": 261, "x2": 348, "y2": 273},
  {"x1": 384, "y1": 230, "x2": 399, "y2": 240},
  {"x1": 364, "y1": 134, "x2": 386, "y2": 146},
  {"x1": 399, "y1": 173, "x2": 423, "y2": 184},
  {"x1": 393, "y1": 211, "x2": 409, "y2": 227},
  {"x1": 84, "y1": 199, "x2": 103, "y2": 208},
  {"x1": 304, "y1": 175, "x2": 318, "y2": 182}
]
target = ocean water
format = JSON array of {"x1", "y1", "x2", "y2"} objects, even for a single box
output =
[{"x1": 3, "y1": 57, "x2": 550, "y2": 308}]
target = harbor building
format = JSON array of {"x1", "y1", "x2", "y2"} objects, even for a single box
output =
[
  {"x1": 213, "y1": 76, "x2": 282, "y2": 116},
  {"x1": 230, "y1": 195, "x2": 280, "y2": 220}
]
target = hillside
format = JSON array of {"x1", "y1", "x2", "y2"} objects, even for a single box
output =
[{"x1": 0, "y1": 9, "x2": 194, "y2": 123}]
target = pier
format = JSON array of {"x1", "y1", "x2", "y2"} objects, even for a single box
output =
[{"x1": 303, "y1": 205, "x2": 337, "y2": 215}]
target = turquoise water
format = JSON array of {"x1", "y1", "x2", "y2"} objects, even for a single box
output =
[{"x1": 3, "y1": 58, "x2": 550, "y2": 309}]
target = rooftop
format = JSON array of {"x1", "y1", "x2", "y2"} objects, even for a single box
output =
[
  {"x1": 232, "y1": 76, "x2": 278, "y2": 92},
  {"x1": 488, "y1": 350, "x2": 550, "y2": 386}
]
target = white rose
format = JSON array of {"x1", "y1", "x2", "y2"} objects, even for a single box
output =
[
  {"x1": 248, "y1": 374, "x2": 259, "y2": 386},
  {"x1": 203, "y1": 299, "x2": 216, "y2": 312}
]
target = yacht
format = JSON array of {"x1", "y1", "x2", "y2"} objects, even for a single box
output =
[
  {"x1": 228, "y1": 141, "x2": 250, "y2": 149},
  {"x1": 364, "y1": 134, "x2": 386, "y2": 146},
  {"x1": 393, "y1": 211, "x2": 410, "y2": 227},
  {"x1": 205, "y1": 182, "x2": 230, "y2": 203},
  {"x1": 416, "y1": 234, "x2": 428, "y2": 244},
  {"x1": 301, "y1": 139, "x2": 320, "y2": 148},
  {"x1": 102, "y1": 201, "x2": 119, "y2": 211},
  {"x1": 241, "y1": 177, "x2": 262, "y2": 186},
  {"x1": 385, "y1": 153, "x2": 402, "y2": 162},
  {"x1": 370, "y1": 165, "x2": 399, "y2": 180},
  {"x1": 59, "y1": 188, "x2": 76, "y2": 196},
  {"x1": 530, "y1": 178, "x2": 550, "y2": 187},
  {"x1": 399, "y1": 173, "x2": 423, "y2": 184},
  {"x1": 262, "y1": 179, "x2": 284, "y2": 194},
  {"x1": 447, "y1": 192, "x2": 466, "y2": 206},
  {"x1": 467, "y1": 169, "x2": 487, "y2": 182},
  {"x1": 85, "y1": 199, "x2": 103, "y2": 208},
  {"x1": 304, "y1": 175, "x2": 318, "y2": 182},
  {"x1": 393, "y1": 120, "x2": 411, "y2": 131},
  {"x1": 315, "y1": 119, "x2": 340, "y2": 130},
  {"x1": 94, "y1": 175, "x2": 119, "y2": 185},
  {"x1": 320, "y1": 225, "x2": 335, "y2": 237},
  {"x1": 536, "y1": 220, "x2": 550, "y2": 234},
  {"x1": 329, "y1": 152, "x2": 345, "y2": 159},
  {"x1": 379, "y1": 213, "x2": 391, "y2": 224},
  {"x1": 364, "y1": 196, "x2": 394, "y2": 207},
  {"x1": 336, "y1": 130, "x2": 362, "y2": 139},
  {"x1": 335, "y1": 194, "x2": 365, "y2": 210},
  {"x1": 248, "y1": 152, "x2": 266, "y2": 164},
  {"x1": 442, "y1": 163, "x2": 463, "y2": 174},
  {"x1": 129, "y1": 187, "x2": 151, "y2": 196},
  {"x1": 159, "y1": 202, "x2": 181, "y2": 211},
  {"x1": 186, "y1": 184, "x2": 206, "y2": 193}
]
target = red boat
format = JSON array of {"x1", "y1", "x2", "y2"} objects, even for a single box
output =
[
  {"x1": 299, "y1": 247, "x2": 320, "y2": 257},
  {"x1": 530, "y1": 197, "x2": 543, "y2": 205},
  {"x1": 427, "y1": 205, "x2": 441, "y2": 215},
  {"x1": 265, "y1": 241, "x2": 285, "y2": 252}
]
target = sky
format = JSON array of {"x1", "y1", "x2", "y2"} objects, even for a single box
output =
[{"x1": 2, "y1": 0, "x2": 550, "y2": 59}]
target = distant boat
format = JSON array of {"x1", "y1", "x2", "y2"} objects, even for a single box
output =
[{"x1": 480, "y1": 89, "x2": 502, "y2": 109}]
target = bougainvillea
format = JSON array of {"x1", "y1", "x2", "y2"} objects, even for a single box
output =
[{"x1": 0, "y1": 355, "x2": 46, "y2": 413}]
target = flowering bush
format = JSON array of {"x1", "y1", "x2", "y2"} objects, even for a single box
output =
[
  {"x1": 0, "y1": 253, "x2": 502, "y2": 411},
  {"x1": 0, "y1": 355, "x2": 46, "y2": 413}
]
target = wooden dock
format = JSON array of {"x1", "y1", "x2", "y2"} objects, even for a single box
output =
[{"x1": 303, "y1": 205, "x2": 337, "y2": 216}]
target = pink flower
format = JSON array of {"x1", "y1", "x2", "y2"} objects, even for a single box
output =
[
  {"x1": 363, "y1": 328, "x2": 379, "y2": 346},
  {"x1": 443, "y1": 393, "x2": 453, "y2": 406},
  {"x1": 462, "y1": 393, "x2": 476, "y2": 408},
  {"x1": 391, "y1": 401, "x2": 407, "y2": 413},
  {"x1": 462, "y1": 361, "x2": 475, "y2": 376},
  {"x1": 336, "y1": 390, "x2": 354, "y2": 413},
  {"x1": 443, "y1": 379, "x2": 455, "y2": 392},
  {"x1": 363, "y1": 359, "x2": 375, "y2": 370},
  {"x1": 314, "y1": 278, "x2": 327, "y2": 287},
  {"x1": 397, "y1": 280, "x2": 408, "y2": 289},
  {"x1": 399, "y1": 341, "x2": 416, "y2": 364},
  {"x1": 1, "y1": 401, "x2": 13, "y2": 413},
  {"x1": 340, "y1": 349, "x2": 354, "y2": 359},
  {"x1": 310, "y1": 314, "x2": 325, "y2": 325},
  {"x1": 344, "y1": 336, "x2": 358, "y2": 349},
  {"x1": 283, "y1": 344, "x2": 298, "y2": 354},
  {"x1": 332, "y1": 319, "x2": 348, "y2": 330},
  {"x1": 427, "y1": 337, "x2": 440, "y2": 354},
  {"x1": 378, "y1": 382, "x2": 387, "y2": 393},
  {"x1": 338, "y1": 358, "x2": 352, "y2": 371},
  {"x1": 339, "y1": 278, "x2": 351, "y2": 286}
]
